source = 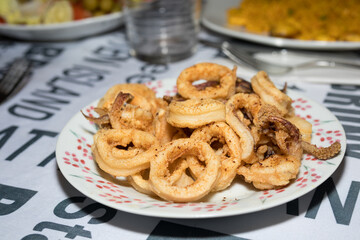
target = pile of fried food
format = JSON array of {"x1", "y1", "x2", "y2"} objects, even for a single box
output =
[
  {"x1": 83, "y1": 63, "x2": 341, "y2": 202},
  {"x1": 227, "y1": 0, "x2": 360, "y2": 41}
]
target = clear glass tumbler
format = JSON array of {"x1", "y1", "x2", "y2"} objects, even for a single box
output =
[{"x1": 124, "y1": 0, "x2": 199, "y2": 63}]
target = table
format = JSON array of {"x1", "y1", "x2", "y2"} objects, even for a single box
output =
[{"x1": 0, "y1": 28, "x2": 359, "y2": 240}]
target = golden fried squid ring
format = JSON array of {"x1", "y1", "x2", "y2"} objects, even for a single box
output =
[
  {"x1": 153, "y1": 98, "x2": 179, "y2": 144},
  {"x1": 127, "y1": 158, "x2": 189, "y2": 195},
  {"x1": 176, "y1": 63, "x2": 237, "y2": 99},
  {"x1": 127, "y1": 169, "x2": 154, "y2": 195},
  {"x1": 225, "y1": 93, "x2": 261, "y2": 163},
  {"x1": 237, "y1": 154, "x2": 301, "y2": 190},
  {"x1": 98, "y1": 83, "x2": 158, "y2": 115},
  {"x1": 167, "y1": 98, "x2": 226, "y2": 128},
  {"x1": 174, "y1": 171, "x2": 195, "y2": 187},
  {"x1": 190, "y1": 122, "x2": 242, "y2": 191},
  {"x1": 92, "y1": 129, "x2": 159, "y2": 177},
  {"x1": 149, "y1": 138, "x2": 221, "y2": 202},
  {"x1": 251, "y1": 71, "x2": 294, "y2": 117}
]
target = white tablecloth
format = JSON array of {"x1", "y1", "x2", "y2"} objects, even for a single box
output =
[{"x1": 0, "y1": 30, "x2": 359, "y2": 240}]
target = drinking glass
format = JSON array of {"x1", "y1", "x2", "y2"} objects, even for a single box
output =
[{"x1": 124, "y1": 0, "x2": 199, "y2": 63}]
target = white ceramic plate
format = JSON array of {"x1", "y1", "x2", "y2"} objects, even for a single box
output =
[
  {"x1": 0, "y1": 12, "x2": 123, "y2": 41},
  {"x1": 202, "y1": 0, "x2": 360, "y2": 50},
  {"x1": 56, "y1": 79, "x2": 346, "y2": 219}
]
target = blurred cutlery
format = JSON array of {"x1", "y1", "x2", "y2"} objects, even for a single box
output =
[
  {"x1": 200, "y1": 39, "x2": 360, "y2": 84},
  {"x1": 0, "y1": 58, "x2": 32, "y2": 104}
]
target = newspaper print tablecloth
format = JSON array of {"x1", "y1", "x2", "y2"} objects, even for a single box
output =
[{"x1": 0, "y1": 30, "x2": 359, "y2": 240}]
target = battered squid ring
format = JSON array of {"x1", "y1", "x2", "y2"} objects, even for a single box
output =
[
  {"x1": 225, "y1": 93, "x2": 261, "y2": 163},
  {"x1": 149, "y1": 138, "x2": 221, "y2": 202},
  {"x1": 92, "y1": 129, "x2": 159, "y2": 177},
  {"x1": 190, "y1": 122, "x2": 242, "y2": 191},
  {"x1": 153, "y1": 99, "x2": 179, "y2": 145},
  {"x1": 251, "y1": 71, "x2": 294, "y2": 117},
  {"x1": 167, "y1": 98, "x2": 226, "y2": 128},
  {"x1": 127, "y1": 158, "x2": 189, "y2": 195},
  {"x1": 177, "y1": 63, "x2": 237, "y2": 99},
  {"x1": 127, "y1": 169, "x2": 154, "y2": 195}
]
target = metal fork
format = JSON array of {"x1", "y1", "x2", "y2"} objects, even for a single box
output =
[
  {"x1": 0, "y1": 58, "x2": 32, "y2": 104},
  {"x1": 201, "y1": 39, "x2": 360, "y2": 75}
]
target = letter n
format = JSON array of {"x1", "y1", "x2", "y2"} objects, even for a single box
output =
[{"x1": 305, "y1": 177, "x2": 360, "y2": 225}]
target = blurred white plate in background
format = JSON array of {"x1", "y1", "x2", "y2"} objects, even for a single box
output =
[
  {"x1": 0, "y1": 12, "x2": 123, "y2": 41},
  {"x1": 202, "y1": 0, "x2": 360, "y2": 50}
]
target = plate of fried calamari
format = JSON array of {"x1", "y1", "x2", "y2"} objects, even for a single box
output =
[
  {"x1": 202, "y1": 0, "x2": 360, "y2": 50},
  {"x1": 56, "y1": 62, "x2": 346, "y2": 218}
]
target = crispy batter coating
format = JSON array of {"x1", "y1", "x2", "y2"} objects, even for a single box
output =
[
  {"x1": 251, "y1": 71, "x2": 294, "y2": 117},
  {"x1": 167, "y1": 98, "x2": 226, "y2": 128},
  {"x1": 83, "y1": 63, "x2": 342, "y2": 201},
  {"x1": 177, "y1": 62, "x2": 236, "y2": 100}
]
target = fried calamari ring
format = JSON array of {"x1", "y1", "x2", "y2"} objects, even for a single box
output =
[
  {"x1": 149, "y1": 138, "x2": 221, "y2": 202},
  {"x1": 92, "y1": 129, "x2": 159, "y2": 177},
  {"x1": 127, "y1": 169, "x2": 154, "y2": 195},
  {"x1": 153, "y1": 99, "x2": 179, "y2": 144},
  {"x1": 237, "y1": 154, "x2": 301, "y2": 190},
  {"x1": 190, "y1": 122, "x2": 242, "y2": 191},
  {"x1": 127, "y1": 158, "x2": 189, "y2": 195},
  {"x1": 225, "y1": 93, "x2": 260, "y2": 163},
  {"x1": 251, "y1": 71, "x2": 294, "y2": 117},
  {"x1": 177, "y1": 63, "x2": 237, "y2": 99},
  {"x1": 167, "y1": 98, "x2": 226, "y2": 128},
  {"x1": 174, "y1": 171, "x2": 195, "y2": 187}
]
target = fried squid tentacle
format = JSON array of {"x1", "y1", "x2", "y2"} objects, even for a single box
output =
[
  {"x1": 256, "y1": 114, "x2": 303, "y2": 160},
  {"x1": 301, "y1": 141, "x2": 341, "y2": 160},
  {"x1": 108, "y1": 92, "x2": 153, "y2": 131},
  {"x1": 81, "y1": 111, "x2": 110, "y2": 126}
]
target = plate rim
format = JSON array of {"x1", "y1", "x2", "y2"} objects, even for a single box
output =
[
  {"x1": 0, "y1": 11, "x2": 123, "y2": 31},
  {"x1": 0, "y1": 11, "x2": 123, "y2": 41},
  {"x1": 55, "y1": 80, "x2": 347, "y2": 219}
]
